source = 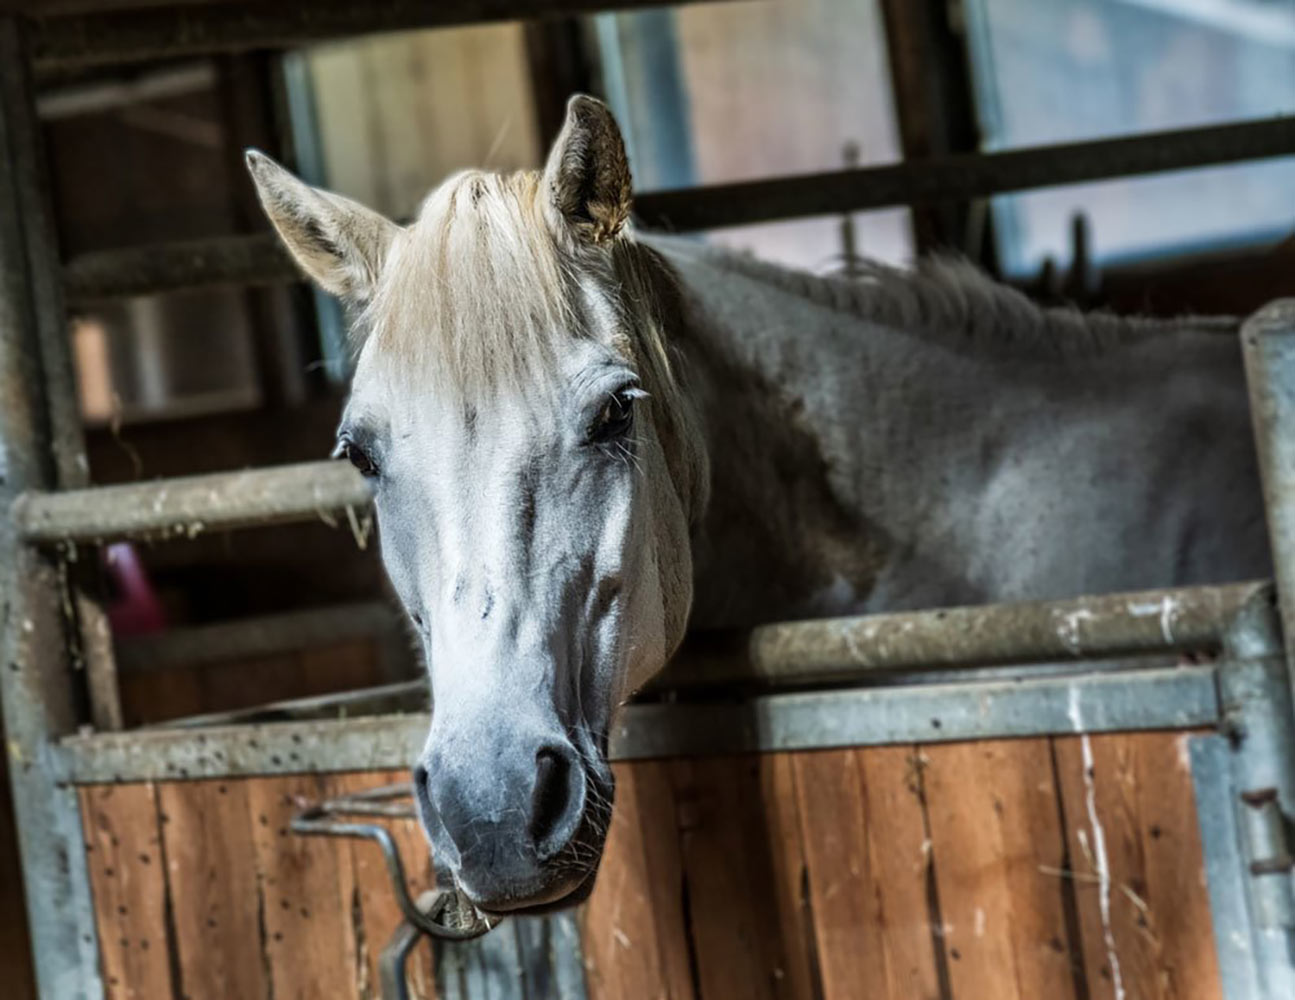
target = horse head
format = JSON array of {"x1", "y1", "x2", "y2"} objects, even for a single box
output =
[{"x1": 248, "y1": 96, "x2": 707, "y2": 913}]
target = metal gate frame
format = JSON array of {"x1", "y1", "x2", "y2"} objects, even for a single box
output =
[{"x1": 3, "y1": 4, "x2": 1295, "y2": 999}]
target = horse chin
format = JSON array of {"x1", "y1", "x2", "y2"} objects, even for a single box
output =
[{"x1": 475, "y1": 866, "x2": 600, "y2": 918}]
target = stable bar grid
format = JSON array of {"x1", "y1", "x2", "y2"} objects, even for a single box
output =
[
  {"x1": 1, "y1": 3, "x2": 1295, "y2": 1000},
  {"x1": 61, "y1": 115, "x2": 1295, "y2": 304}
]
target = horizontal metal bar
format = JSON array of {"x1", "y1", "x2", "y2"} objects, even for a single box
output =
[
  {"x1": 58, "y1": 713, "x2": 426, "y2": 782},
  {"x1": 116, "y1": 600, "x2": 400, "y2": 673},
  {"x1": 55, "y1": 664, "x2": 1218, "y2": 782},
  {"x1": 735, "y1": 580, "x2": 1260, "y2": 683},
  {"x1": 640, "y1": 116, "x2": 1295, "y2": 231},
  {"x1": 63, "y1": 233, "x2": 295, "y2": 304},
  {"x1": 61, "y1": 116, "x2": 1295, "y2": 303},
  {"x1": 616, "y1": 664, "x2": 1219, "y2": 760},
  {"x1": 106, "y1": 572, "x2": 1242, "y2": 689},
  {"x1": 146, "y1": 680, "x2": 427, "y2": 730},
  {"x1": 29, "y1": 0, "x2": 717, "y2": 70},
  {"x1": 14, "y1": 459, "x2": 370, "y2": 543}
]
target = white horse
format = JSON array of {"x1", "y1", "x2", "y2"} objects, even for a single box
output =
[{"x1": 247, "y1": 96, "x2": 1268, "y2": 915}]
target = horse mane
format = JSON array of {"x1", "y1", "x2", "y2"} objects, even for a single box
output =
[
  {"x1": 648, "y1": 235, "x2": 1239, "y2": 358},
  {"x1": 359, "y1": 169, "x2": 574, "y2": 391}
]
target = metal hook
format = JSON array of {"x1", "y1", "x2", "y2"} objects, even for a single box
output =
[{"x1": 290, "y1": 782, "x2": 500, "y2": 941}]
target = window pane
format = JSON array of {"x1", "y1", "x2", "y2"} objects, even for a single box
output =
[
  {"x1": 702, "y1": 211, "x2": 913, "y2": 275},
  {"x1": 965, "y1": 0, "x2": 1295, "y2": 272},
  {"x1": 303, "y1": 25, "x2": 542, "y2": 220},
  {"x1": 607, "y1": 0, "x2": 913, "y2": 267}
]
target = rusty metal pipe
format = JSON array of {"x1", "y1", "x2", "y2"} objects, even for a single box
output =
[
  {"x1": 14, "y1": 459, "x2": 371, "y2": 544},
  {"x1": 735, "y1": 580, "x2": 1261, "y2": 683}
]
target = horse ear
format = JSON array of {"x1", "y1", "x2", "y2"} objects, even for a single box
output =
[
  {"x1": 542, "y1": 95, "x2": 632, "y2": 247},
  {"x1": 245, "y1": 150, "x2": 398, "y2": 305}
]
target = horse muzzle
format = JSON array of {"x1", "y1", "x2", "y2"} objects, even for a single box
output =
[{"x1": 413, "y1": 735, "x2": 614, "y2": 913}]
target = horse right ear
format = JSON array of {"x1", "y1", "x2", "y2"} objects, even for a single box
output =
[
  {"x1": 245, "y1": 150, "x2": 398, "y2": 306},
  {"x1": 542, "y1": 95, "x2": 633, "y2": 248}
]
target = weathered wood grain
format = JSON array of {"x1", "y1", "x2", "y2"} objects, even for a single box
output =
[
  {"x1": 73, "y1": 733, "x2": 1222, "y2": 1000},
  {"x1": 922, "y1": 739, "x2": 1080, "y2": 1000},
  {"x1": 1054, "y1": 732, "x2": 1222, "y2": 1000},
  {"x1": 582, "y1": 761, "x2": 695, "y2": 1000},
  {"x1": 669, "y1": 755, "x2": 817, "y2": 1000},
  {"x1": 327, "y1": 769, "x2": 436, "y2": 1000},
  {"x1": 156, "y1": 778, "x2": 267, "y2": 1000},
  {"x1": 792, "y1": 746, "x2": 940, "y2": 1000},
  {"x1": 79, "y1": 783, "x2": 174, "y2": 1000},
  {"x1": 247, "y1": 774, "x2": 359, "y2": 999}
]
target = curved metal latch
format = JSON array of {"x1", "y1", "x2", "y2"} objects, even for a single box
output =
[{"x1": 291, "y1": 783, "x2": 500, "y2": 998}]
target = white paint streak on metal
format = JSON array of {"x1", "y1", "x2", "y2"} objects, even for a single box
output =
[
  {"x1": 842, "y1": 624, "x2": 867, "y2": 666},
  {"x1": 1129, "y1": 596, "x2": 1182, "y2": 643},
  {"x1": 1055, "y1": 608, "x2": 1096, "y2": 653},
  {"x1": 1159, "y1": 596, "x2": 1181, "y2": 644}
]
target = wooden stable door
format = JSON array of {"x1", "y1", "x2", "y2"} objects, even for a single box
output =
[{"x1": 80, "y1": 734, "x2": 1218, "y2": 1000}]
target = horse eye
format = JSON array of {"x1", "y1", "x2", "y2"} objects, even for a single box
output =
[
  {"x1": 342, "y1": 441, "x2": 380, "y2": 479},
  {"x1": 589, "y1": 390, "x2": 635, "y2": 444}
]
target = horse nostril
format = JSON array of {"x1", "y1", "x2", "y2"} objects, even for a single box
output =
[
  {"x1": 411, "y1": 764, "x2": 435, "y2": 827},
  {"x1": 529, "y1": 746, "x2": 583, "y2": 860}
]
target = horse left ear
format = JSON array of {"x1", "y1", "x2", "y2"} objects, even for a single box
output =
[{"x1": 542, "y1": 95, "x2": 632, "y2": 247}]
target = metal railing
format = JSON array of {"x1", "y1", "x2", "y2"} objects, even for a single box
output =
[
  {"x1": 29, "y1": 1, "x2": 731, "y2": 70},
  {"x1": 61, "y1": 116, "x2": 1295, "y2": 304}
]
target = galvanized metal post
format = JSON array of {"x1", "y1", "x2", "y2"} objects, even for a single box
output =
[
  {"x1": 1243, "y1": 299, "x2": 1295, "y2": 696},
  {"x1": 0, "y1": 16, "x2": 104, "y2": 1000},
  {"x1": 1210, "y1": 588, "x2": 1295, "y2": 1000},
  {"x1": 0, "y1": 7, "x2": 120, "y2": 734}
]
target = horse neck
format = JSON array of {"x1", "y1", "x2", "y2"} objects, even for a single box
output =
[
  {"x1": 656, "y1": 239, "x2": 989, "y2": 628},
  {"x1": 654, "y1": 238, "x2": 1250, "y2": 628}
]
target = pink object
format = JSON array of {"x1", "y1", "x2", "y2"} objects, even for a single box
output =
[{"x1": 104, "y1": 542, "x2": 167, "y2": 635}]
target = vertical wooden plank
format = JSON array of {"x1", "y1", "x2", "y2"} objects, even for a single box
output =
[
  {"x1": 79, "y1": 783, "x2": 175, "y2": 1000},
  {"x1": 582, "y1": 760, "x2": 694, "y2": 1000},
  {"x1": 669, "y1": 754, "x2": 818, "y2": 1000},
  {"x1": 758, "y1": 753, "x2": 822, "y2": 1000},
  {"x1": 922, "y1": 739, "x2": 1080, "y2": 1000},
  {"x1": 327, "y1": 769, "x2": 436, "y2": 1000},
  {"x1": 247, "y1": 775, "x2": 360, "y2": 1000},
  {"x1": 1054, "y1": 732, "x2": 1222, "y2": 1000},
  {"x1": 792, "y1": 746, "x2": 940, "y2": 1000},
  {"x1": 156, "y1": 778, "x2": 268, "y2": 1000}
]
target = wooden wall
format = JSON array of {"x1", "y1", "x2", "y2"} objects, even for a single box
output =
[
  {"x1": 79, "y1": 732, "x2": 1220, "y2": 1000},
  {"x1": 118, "y1": 638, "x2": 389, "y2": 728}
]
